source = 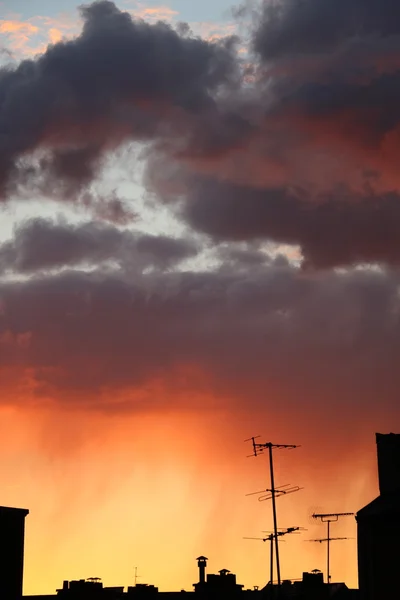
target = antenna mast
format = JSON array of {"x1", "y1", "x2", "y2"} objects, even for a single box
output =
[
  {"x1": 245, "y1": 527, "x2": 305, "y2": 588},
  {"x1": 310, "y1": 512, "x2": 354, "y2": 585},
  {"x1": 245, "y1": 436, "x2": 300, "y2": 597}
]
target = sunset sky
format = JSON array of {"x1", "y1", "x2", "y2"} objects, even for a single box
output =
[{"x1": 0, "y1": 0, "x2": 399, "y2": 594}]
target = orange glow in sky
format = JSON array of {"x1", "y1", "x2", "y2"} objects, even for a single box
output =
[{"x1": 0, "y1": 399, "x2": 383, "y2": 595}]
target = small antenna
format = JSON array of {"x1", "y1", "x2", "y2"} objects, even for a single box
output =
[
  {"x1": 134, "y1": 567, "x2": 141, "y2": 586},
  {"x1": 311, "y1": 512, "x2": 355, "y2": 584},
  {"x1": 312, "y1": 512, "x2": 354, "y2": 521}
]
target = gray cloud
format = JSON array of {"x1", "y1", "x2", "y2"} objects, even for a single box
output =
[
  {"x1": 0, "y1": 0, "x2": 241, "y2": 198},
  {"x1": 0, "y1": 262, "x2": 399, "y2": 421},
  {"x1": 2, "y1": 0, "x2": 400, "y2": 450},
  {"x1": 3, "y1": 0, "x2": 400, "y2": 274},
  {"x1": 0, "y1": 219, "x2": 198, "y2": 274},
  {"x1": 173, "y1": 178, "x2": 400, "y2": 269},
  {"x1": 253, "y1": 0, "x2": 400, "y2": 60},
  {"x1": 250, "y1": 0, "x2": 400, "y2": 153},
  {"x1": 156, "y1": 0, "x2": 400, "y2": 270}
]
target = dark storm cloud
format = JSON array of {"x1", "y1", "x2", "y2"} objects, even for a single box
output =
[
  {"x1": 0, "y1": 219, "x2": 197, "y2": 273},
  {"x1": 3, "y1": 0, "x2": 400, "y2": 273},
  {"x1": 180, "y1": 179, "x2": 400, "y2": 268},
  {"x1": 157, "y1": 0, "x2": 400, "y2": 270},
  {"x1": 1, "y1": 263, "x2": 400, "y2": 416},
  {"x1": 251, "y1": 0, "x2": 400, "y2": 141},
  {"x1": 0, "y1": 0, "x2": 241, "y2": 197},
  {"x1": 253, "y1": 0, "x2": 400, "y2": 60},
  {"x1": 3, "y1": 0, "x2": 400, "y2": 434}
]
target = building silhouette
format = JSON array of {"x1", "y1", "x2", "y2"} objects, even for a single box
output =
[
  {"x1": 193, "y1": 556, "x2": 244, "y2": 596},
  {"x1": 0, "y1": 505, "x2": 29, "y2": 600},
  {"x1": 356, "y1": 432, "x2": 400, "y2": 600},
  {"x1": 23, "y1": 559, "x2": 358, "y2": 599},
  {"x1": 15, "y1": 435, "x2": 400, "y2": 598}
]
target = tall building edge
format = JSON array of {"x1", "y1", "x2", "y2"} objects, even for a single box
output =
[
  {"x1": 356, "y1": 432, "x2": 400, "y2": 600},
  {"x1": 0, "y1": 506, "x2": 29, "y2": 600}
]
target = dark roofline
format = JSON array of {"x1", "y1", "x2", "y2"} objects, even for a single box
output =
[
  {"x1": 356, "y1": 492, "x2": 400, "y2": 519},
  {"x1": 0, "y1": 506, "x2": 29, "y2": 517}
]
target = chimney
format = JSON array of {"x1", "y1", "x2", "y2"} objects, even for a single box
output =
[
  {"x1": 376, "y1": 433, "x2": 400, "y2": 496},
  {"x1": 196, "y1": 556, "x2": 207, "y2": 584}
]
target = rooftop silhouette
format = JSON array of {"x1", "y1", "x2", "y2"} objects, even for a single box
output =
[{"x1": 5, "y1": 434, "x2": 398, "y2": 599}]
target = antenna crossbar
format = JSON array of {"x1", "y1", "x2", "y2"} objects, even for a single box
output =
[
  {"x1": 258, "y1": 486, "x2": 303, "y2": 502},
  {"x1": 306, "y1": 537, "x2": 351, "y2": 543},
  {"x1": 245, "y1": 437, "x2": 300, "y2": 457},
  {"x1": 313, "y1": 512, "x2": 354, "y2": 522}
]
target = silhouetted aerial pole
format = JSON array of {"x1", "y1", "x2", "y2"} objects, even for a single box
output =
[
  {"x1": 245, "y1": 527, "x2": 305, "y2": 587},
  {"x1": 245, "y1": 436, "x2": 299, "y2": 595},
  {"x1": 246, "y1": 486, "x2": 304, "y2": 589},
  {"x1": 134, "y1": 567, "x2": 141, "y2": 586},
  {"x1": 244, "y1": 532, "x2": 283, "y2": 587},
  {"x1": 310, "y1": 512, "x2": 354, "y2": 585}
]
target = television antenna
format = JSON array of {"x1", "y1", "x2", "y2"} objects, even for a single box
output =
[
  {"x1": 244, "y1": 527, "x2": 306, "y2": 589},
  {"x1": 245, "y1": 436, "x2": 300, "y2": 596},
  {"x1": 310, "y1": 512, "x2": 354, "y2": 584}
]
